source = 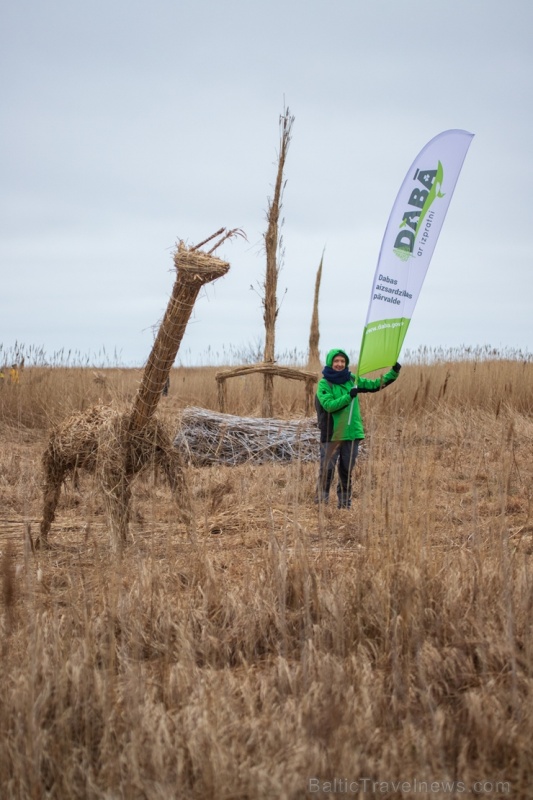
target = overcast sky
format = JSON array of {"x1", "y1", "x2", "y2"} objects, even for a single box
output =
[{"x1": 2, "y1": 0, "x2": 532, "y2": 367}]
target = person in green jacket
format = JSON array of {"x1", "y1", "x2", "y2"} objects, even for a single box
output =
[{"x1": 315, "y1": 348, "x2": 401, "y2": 509}]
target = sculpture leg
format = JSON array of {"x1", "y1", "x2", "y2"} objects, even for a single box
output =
[{"x1": 101, "y1": 470, "x2": 133, "y2": 551}]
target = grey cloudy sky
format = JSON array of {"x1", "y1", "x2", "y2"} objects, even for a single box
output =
[{"x1": 2, "y1": 0, "x2": 532, "y2": 367}]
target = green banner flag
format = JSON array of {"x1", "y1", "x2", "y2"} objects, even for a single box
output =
[{"x1": 357, "y1": 129, "x2": 474, "y2": 378}]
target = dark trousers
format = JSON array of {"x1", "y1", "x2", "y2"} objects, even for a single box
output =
[{"x1": 317, "y1": 440, "x2": 360, "y2": 508}]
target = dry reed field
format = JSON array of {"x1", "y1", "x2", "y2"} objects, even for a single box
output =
[{"x1": 1, "y1": 355, "x2": 533, "y2": 799}]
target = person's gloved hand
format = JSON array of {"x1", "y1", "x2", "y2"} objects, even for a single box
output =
[
  {"x1": 393, "y1": 362, "x2": 402, "y2": 373},
  {"x1": 349, "y1": 387, "x2": 358, "y2": 398}
]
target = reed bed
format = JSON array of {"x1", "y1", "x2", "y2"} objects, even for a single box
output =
[{"x1": 1, "y1": 354, "x2": 532, "y2": 798}]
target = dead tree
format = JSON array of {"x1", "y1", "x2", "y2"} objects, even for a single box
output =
[
  {"x1": 216, "y1": 107, "x2": 318, "y2": 416},
  {"x1": 261, "y1": 107, "x2": 293, "y2": 416}
]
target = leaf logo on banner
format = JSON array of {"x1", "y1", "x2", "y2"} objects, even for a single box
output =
[{"x1": 393, "y1": 161, "x2": 445, "y2": 261}]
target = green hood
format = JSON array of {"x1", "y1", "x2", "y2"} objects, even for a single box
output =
[{"x1": 325, "y1": 348, "x2": 350, "y2": 368}]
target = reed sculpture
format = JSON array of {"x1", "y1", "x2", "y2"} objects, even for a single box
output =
[{"x1": 37, "y1": 230, "x2": 237, "y2": 550}]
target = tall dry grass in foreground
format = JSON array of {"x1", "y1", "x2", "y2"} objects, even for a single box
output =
[{"x1": 1, "y1": 356, "x2": 532, "y2": 798}]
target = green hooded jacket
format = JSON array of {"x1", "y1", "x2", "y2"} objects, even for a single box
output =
[{"x1": 316, "y1": 348, "x2": 400, "y2": 442}]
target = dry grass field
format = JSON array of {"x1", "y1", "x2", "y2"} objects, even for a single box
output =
[{"x1": 1, "y1": 355, "x2": 532, "y2": 799}]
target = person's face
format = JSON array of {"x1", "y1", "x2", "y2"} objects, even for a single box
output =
[{"x1": 332, "y1": 355, "x2": 346, "y2": 371}]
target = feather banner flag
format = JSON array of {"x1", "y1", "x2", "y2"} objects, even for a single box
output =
[{"x1": 356, "y1": 129, "x2": 474, "y2": 378}]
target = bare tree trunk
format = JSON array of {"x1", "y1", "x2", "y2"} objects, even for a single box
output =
[{"x1": 262, "y1": 106, "x2": 294, "y2": 416}]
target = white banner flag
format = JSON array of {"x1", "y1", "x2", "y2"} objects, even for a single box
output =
[{"x1": 357, "y1": 129, "x2": 474, "y2": 378}]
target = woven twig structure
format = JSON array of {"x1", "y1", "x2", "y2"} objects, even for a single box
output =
[
  {"x1": 129, "y1": 240, "x2": 230, "y2": 433},
  {"x1": 37, "y1": 231, "x2": 235, "y2": 550},
  {"x1": 307, "y1": 251, "x2": 324, "y2": 370},
  {"x1": 39, "y1": 406, "x2": 191, "y2": 549},
  {"x1": 175, "y1": 406, "x2": 320, "y2": 466},
  {"x1": 216, "y1": 363, "x2": 318, "y2": 416}
]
